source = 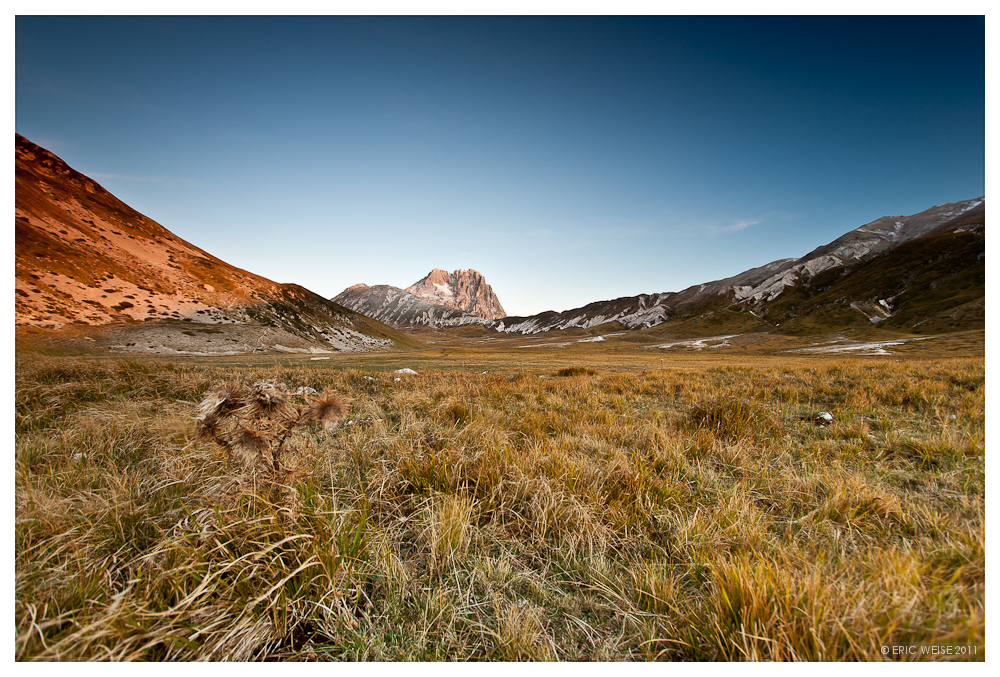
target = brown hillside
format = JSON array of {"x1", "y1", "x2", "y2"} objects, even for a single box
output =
[
  {"x1": 14, "y1": 134, "x2": 285, "y2": 328},
  {"x1": 14, "y1": 134, "x2": 419, "y2": 354}
]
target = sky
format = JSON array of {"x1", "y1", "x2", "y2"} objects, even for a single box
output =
[{"x1": 15, "y1": 11, "x2": 986, "y2": 317}]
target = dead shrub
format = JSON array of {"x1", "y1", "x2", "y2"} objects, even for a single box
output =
[{"x1": 194, "y1": 380, "x2": 350, "y2": 472}]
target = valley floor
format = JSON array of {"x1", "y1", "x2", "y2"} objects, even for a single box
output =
[{"x1": 14, "y1": 345, "x2": 985, "y2": 660}]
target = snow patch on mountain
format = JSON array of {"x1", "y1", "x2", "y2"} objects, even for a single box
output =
[
  {"x1": 786, "y1": 336, "x2": 935, "y2": 355},
  {"x1": 496, "y1": 298, "x2": 672, "y2": 334},
  {"x1": 645, "y1": 334, "x2": 741, "y2": 350}
]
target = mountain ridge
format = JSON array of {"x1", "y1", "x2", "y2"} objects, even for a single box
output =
[{"x1": 333, "y1": 198, "x2": 984, "y2": 337}]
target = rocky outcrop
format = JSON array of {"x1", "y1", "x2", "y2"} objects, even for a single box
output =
[{"x1": 405, "y1": 268, "x2": 506, "y2": 320}]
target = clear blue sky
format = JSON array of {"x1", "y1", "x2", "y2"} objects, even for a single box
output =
[{"x1": 16, "y1": 14, "x2": 985, "y2": 317}]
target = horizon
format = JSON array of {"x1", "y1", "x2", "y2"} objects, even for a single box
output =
[{"x1": 15, "y1": 12, "x2": 985, "y2": 317}]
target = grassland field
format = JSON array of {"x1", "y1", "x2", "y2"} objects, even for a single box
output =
[{"x1": 14, "y1": 333, "x2": 985, "y2": 660}]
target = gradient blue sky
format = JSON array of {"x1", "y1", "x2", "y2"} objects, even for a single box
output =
[{"x1": 16, "y1": 13, "x2": 985, "y2": 317}]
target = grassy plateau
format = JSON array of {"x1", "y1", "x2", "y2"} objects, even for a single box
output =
[{"x1": 14, "y1": 343, "x2": 985, "y2": 660}]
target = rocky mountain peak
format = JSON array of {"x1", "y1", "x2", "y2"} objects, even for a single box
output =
[
  {"x1": 424, "y1": 268, "x2": 452, "y2": 284},
  {"x1": 405, "y1": 268, "x2": 506, "y2": 320}
]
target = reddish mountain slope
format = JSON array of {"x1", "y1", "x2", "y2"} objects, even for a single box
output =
[
  {"x1": 15, "y1": 134, "x2": 284, "y2": 327},
  {"x1": 14, "y1": 134, "x2": 416, "y2": 354}
]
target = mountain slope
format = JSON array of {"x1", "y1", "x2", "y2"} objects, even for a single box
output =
[
  {"x1": 14, "y1": 134, "x2": 418, "y2": 353},
  {"x1": 495, "y1": 258, "x2": 798, "y2": 334},
  {"x1": 733, "y1": 198, "x2": 984, "y2": 305},
  {"x1": 748, "y1": 202, "x2": 985, "y2": 334}
]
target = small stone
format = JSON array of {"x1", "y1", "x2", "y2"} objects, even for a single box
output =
[{"x1": 815, "y1": 412, "x2": 834, "y2": 425}]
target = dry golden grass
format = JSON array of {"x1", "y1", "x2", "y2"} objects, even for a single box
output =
[{"x1": 14, "y1": 351, "x2": 984, "y2": 660}]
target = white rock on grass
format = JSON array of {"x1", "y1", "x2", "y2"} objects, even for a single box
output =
[
  {"x1": 394, "y1": 368, "x2": 418, "y2": 375},
  {"x1": 815, "y1": 412, "x2": 834, "y2": 425}
]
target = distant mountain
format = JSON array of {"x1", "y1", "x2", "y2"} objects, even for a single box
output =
[
  {"x1": 14, "y1": 134, "x2": 417, "y2": 354},
  {"x1": 406, "y1": 268, "x2": 506, "y2": 320},
  {"x1": 495, "y1": 258, "x2": 798, "y2": 334},
  {"x1": 495, "y1": 197, "x2": 984, "y2": 336},
  {"x1": 334, "y1": 198, "x2": 984, "y2": 338},
  {"x1": 732, "y1": 198, "x2": 984, "y2": 305},
  {"x1": 331, "y1": 283, "x2": 491, "y2": 329},
  {"x1": 332, "y1": 268, "x2": 506, "y2": 329}
]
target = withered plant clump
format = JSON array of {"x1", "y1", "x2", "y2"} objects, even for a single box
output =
[{"x1": 195, "y1": 379, "x2": 350, "y2": 471}]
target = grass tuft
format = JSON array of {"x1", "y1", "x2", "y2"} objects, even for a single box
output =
[
  {"x1": 684, "y1": 395, "x2": 781, "y2": 442},
  {"x1": 554, "y1": 367, "x2": 597, "y2": 377}
]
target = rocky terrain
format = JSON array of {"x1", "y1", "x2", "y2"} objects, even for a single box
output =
[
  {"x1": 332, "y1": 268, "x2": 505, "y2": 330},
  {"x1": 732, "y1": 198, "x2": 984, "y2": 305},
  {"x1": 742, "y1": 201, "x2": 986, "y2": 335},
  {"x1": 14, "y1": 134, "x2": 418, "y2": 354},
  {"x1": 405, "y1": 268, "x2": 506, "y2": 320},
  {"x1": 332, "y1": 284, "x2": 491, "y2": 329},
  {"x1": 494, "y1": 258, "x2": 799, "y2": 334}
]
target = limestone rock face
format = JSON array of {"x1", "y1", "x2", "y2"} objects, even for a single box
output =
[{"x1": 405, "y1": 268, "x2": 506, "y2": 320}]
